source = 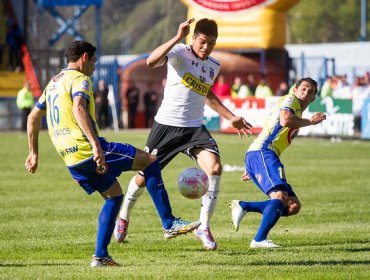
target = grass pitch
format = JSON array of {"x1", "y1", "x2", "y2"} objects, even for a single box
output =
[{"x1": 0, "y1": 130, "x2": 369, "y2": 280}]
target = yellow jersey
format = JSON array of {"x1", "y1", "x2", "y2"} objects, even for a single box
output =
[
  {"x1": 248, "y1": 93, "x2": 301, "y2": 156},
  {"x1": 36, "y1": 68, "x2": 99, "y2": 166}
]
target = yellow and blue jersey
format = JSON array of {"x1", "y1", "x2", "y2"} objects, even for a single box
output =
[
  {"x1": 248, "y1": 93, "x2": 301, "y2": 156},
  {"x1": 36, "y1": 68, "x2": 99, "y2": 167}
]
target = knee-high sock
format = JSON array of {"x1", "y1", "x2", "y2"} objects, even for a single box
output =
[
  {"x1": 119, "y1": 176, "x2": 145, "y2": 221},
  {"x1": 95, "y1": 194, "x2": 123, "y2": 257},
  {"x1": 199, "y1": 175, "x2": 220, "y2": 230},
  {"x1": 143, "y1": 160, "x2": 175, "y2": 230},
  {"x1": 254, "y1": 199, "x2": 285, "y2": 242},
  {"x1": 240, "y1": 200, "x2": 270, "y2": 214}
]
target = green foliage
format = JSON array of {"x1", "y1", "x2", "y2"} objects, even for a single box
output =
[
  {"x1": 1, "y1": 131, "x2": 370, "y2": 279},
  {"x1": 288, "y1": 0, "x2": 369, "y2": 43}
]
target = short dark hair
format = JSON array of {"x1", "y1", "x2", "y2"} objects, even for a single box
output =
[
  {"x1": 65, "y1": 40, "x2": 96, "y2": 63},
  {"x1": 194, "y1": 18, "x2": 218, "y2": 38},
  {"x1": 295, "y1": 77, "x2": 318, "y2": 94}
]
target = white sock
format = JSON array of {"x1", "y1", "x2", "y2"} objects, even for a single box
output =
[
  {"x1": 199, "y1": 175, "x2": 220, "y2": 230},
  {"x1": 119, "y1": 176, "x2": 145, "y2": 220}
]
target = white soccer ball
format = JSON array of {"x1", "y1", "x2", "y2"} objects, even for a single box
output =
[{"x1": 177, "y1": 167, "x2": 209, "y2": 199}]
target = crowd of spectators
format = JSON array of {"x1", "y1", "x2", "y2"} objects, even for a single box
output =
[{"x1": 211, "y1": 72, "x2": 370, "y2": 135}]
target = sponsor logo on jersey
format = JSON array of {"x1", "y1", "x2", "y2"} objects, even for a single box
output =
[
  {"x1": 58, "y1": 145, "x2": 78, "y2": 157},
  {"x1": 182, "y1": 73, "x2": 210, "y2": 96},
  {"x1": 82, "y1": 80, "x2": 90, "y2": 91},
  {"x1": 191, "y1": 61, "x2": 199, "y2": 67},
  {"x1": 52, "y1": 72, "x2": 64, "y2": 82},
  {"x1": 52, "y1": 127, "x2": 71, "y2": 138}
]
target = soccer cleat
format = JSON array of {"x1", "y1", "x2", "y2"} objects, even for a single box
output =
[
  {"x1": 90, "y1": 255, "x2": 120, "y2": 267},
  {"x1": 114, "y1": 218, "x2": 129, "y2": 243},
  {"x1": 230, "y1": 200, "x2": 247, "y2": 232},
  {"x1": 163, "y1": 218, "x2": 201, "y2": 239},
  {"x1": 250, "y1": 239, "x2": 282, "y2": 249},
  {"x1": 193, "y1": 228, "x2": 218, "y2": 251}
]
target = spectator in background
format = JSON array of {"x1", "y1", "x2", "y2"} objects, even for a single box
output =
[
  {"x1": 6, "y1": 20, "x2": 23, "y2": 72},
  {"x1": 255, "y1": 77, "x2": 273, "y2": 99},
  {"x1": 275, "y1": 81, "x2": 289, "y2": 96},
  {"x1": 246, "y1": 74, "x2": 257, "y2": 95},
  {"x1": 143, "y1": 82, "x2": 158, "y2": 128},
  {"x1": 332, "y1": 75, "x2": 351, "y2": 99},
  {"x1": 352, "y1": 76, "x2": 370, "y2": 136},
  {"x1": 320, "y1": 76, "x2": 333, "y2": 98},
  {"x1": 16, "y1": 80, "x2": 34, "y2": 131},
  {"x1": 94, "y1": 80, "x2": 110, "y2": 129},
  {"x1": 213, "y1": 74, "x2": 231, "y2": 98},
  {"x1": 231, "y1": 76, "x2": 252, "y2": 98},
  {"x1": 126, "y1": 81, "x2": 140, "y2": 128}
]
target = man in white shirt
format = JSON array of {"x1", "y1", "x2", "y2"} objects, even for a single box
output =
[{"x1": 114, "y1": 18, "x2": 252, "y2": 250}]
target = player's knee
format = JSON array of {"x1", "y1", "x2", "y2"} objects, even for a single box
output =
[
  {"x1": 135, "y1": 173, "x2": 146, "y2": 187},
  {"x1": 288, "y1": 201, "x2": 301, "y2": 216},
  {"x1": 211, "y1": 162, "x2": 222, "y2": 175}
]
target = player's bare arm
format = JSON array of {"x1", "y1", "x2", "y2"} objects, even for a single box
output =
[
  {"x1": 147, "y1": 18, "x2": 195, "y2": 68},
  {"x1": 280, "y1": 110, "x2": 326, "y2": 129},
  {"x1": 72, "y1": 95, "x2": 105, "y2": 168},
  {"x1": 25, "y1": 107, "x2": 45, "y2": 173},
  {"x1": 206, "y1": 90, "x2": 252, "y2": 138}
]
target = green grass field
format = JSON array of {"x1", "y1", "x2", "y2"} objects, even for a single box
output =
[{"x1": 1, "y1": 130, "x2": 369, "y2": 280}]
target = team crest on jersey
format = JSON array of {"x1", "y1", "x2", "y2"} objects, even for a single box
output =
[
  {"x1": 82, "y1": 80, "x2": 90, "y2": 90},
  {"x1": 209, "y1": 68, "x2": 215, "y2": 80}
]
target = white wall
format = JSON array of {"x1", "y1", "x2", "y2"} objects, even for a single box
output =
[{"x1": 286, "y1": 42, "x2": 370, "y2": 83}]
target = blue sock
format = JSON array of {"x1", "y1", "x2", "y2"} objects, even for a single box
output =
[
  {"x1": 144, "y1": 160, "x2": 175, "y2": 230},
  {"x1": 239, "y1": 200, "x2": 270, "y2": 214},
  {"x1": 95, "y1": 194, "x2": 123, "y2": 257},
  {"x1": 254, "y1": 199, "x2": 285, "y2": 242}
]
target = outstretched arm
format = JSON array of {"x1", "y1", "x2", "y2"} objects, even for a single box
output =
[
  {"x1": 206, "y1": 90, "x2": 253, "y2": 138},
  {"x1": 25, "y1": 107, "x2": 45, "y2": 173},
  {"x1": 147, "y1": 18, "x2": 195, "y2": 68},
  {"x1": 280, "y1": 110, "x2": 326, "y2": 129}
]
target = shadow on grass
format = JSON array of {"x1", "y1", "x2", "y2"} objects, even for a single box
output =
[
  {"x1": 249, "y1": 260, "x2": 370, "y2": 266},
  {"x1": 0, "y1": 263, "x2": 75, "y2": 267}
]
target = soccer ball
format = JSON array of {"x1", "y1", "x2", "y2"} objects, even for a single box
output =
[{"x1": 177, "y1": 168, "x2": 209, "y2": 199}]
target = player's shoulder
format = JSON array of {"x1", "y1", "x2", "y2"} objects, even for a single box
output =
[
  {"x1": 281, "y1": 93, "x2": 298, "y2": 106},
  {"x1": 206, "y1": 55, "x2": 220, "y2": 67}
]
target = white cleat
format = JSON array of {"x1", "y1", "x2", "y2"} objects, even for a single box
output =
[
  {"x1": 193, "y1": 228, "x2": 217, "y2": 251},
  {"x1": 230, "y1": 200, "x2": 247, "y2": 232},
  {"x1": 250, "y1": 239, "x2": 282, "y2": 248}
]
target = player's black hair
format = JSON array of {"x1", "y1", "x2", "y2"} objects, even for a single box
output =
[
  {"x1": 194, "y1": 18, "x2": 218, "y2": 38},
  {"x1": 295, "y1": 77, "x2": 318, "y2": 94},
  {"x1": 65, "y1": 40, "x2": 96, "y2": 63}
]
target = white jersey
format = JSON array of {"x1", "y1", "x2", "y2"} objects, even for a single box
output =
[{"x1": 155, "y1": 43, "x2": 221, "y2": 127}]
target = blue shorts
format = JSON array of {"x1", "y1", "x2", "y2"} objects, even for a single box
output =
[
  {"x1": 68, "y1": 138, "x2": 136, "y2": 195},
  {"x1": 245, "y1": 150, "x2": 296, "y2": 197}
]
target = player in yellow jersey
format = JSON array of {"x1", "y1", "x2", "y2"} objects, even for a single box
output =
[
  {"x1": 230, "y1": 77, "x2": 326, "y2": 248},
  {"x1": 25, "y1": 40, "x2": 200, "y2": 267}
]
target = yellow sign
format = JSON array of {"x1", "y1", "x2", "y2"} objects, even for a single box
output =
[{"x1": 181, "y1": 0, "x2": 299, "y2": 49}]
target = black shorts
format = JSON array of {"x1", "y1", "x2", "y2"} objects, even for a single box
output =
[{"x1": 144, "y1": 121, "x2": 220, "y2": 169}]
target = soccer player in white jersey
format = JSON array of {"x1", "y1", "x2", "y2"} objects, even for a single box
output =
[
  {"x1": 114, "y1": 18, "x2": 253, "y2": 250},
  {"x1": 25, "y1": 40, "x2": 200, "y2": 267},
  {"x1": 230, "y1": 77, "x2": 326, "y2": 248}
]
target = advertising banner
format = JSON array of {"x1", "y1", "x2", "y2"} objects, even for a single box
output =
[
  {"x1": 361, "y1": 98, "x2": 370, "y2": 139},
  {"x1": 204, "y1": 96, "x2": 354, "y2": 137}
]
